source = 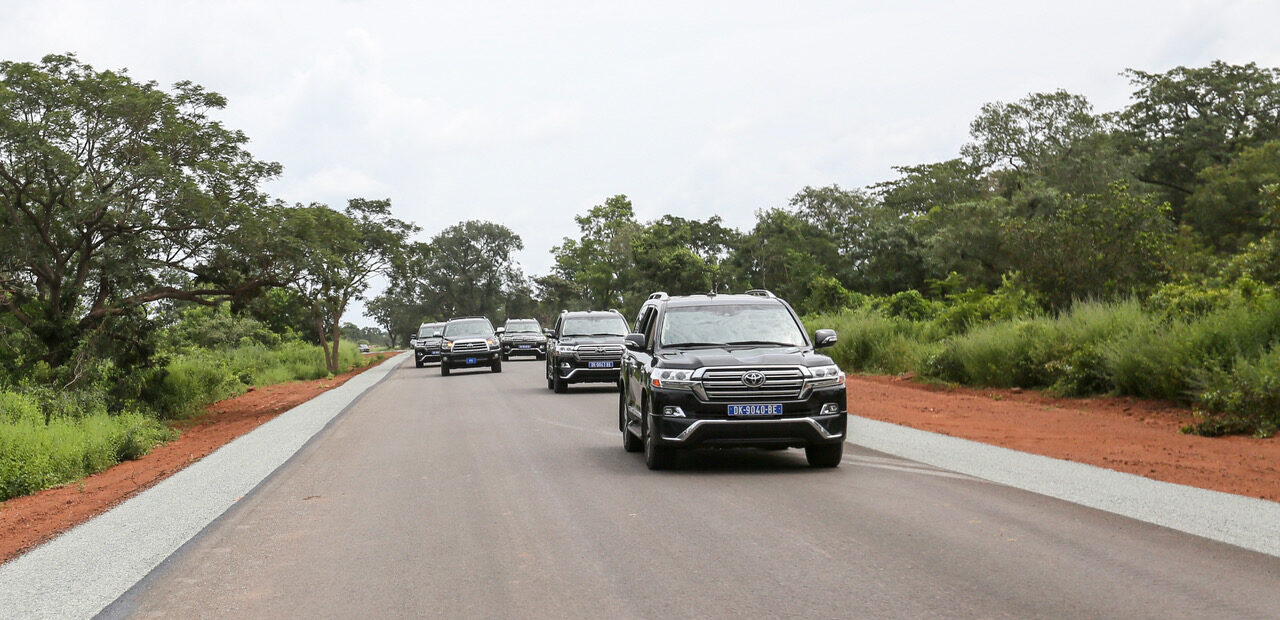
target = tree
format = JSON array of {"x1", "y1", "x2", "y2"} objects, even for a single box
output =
[
  {"x1": 413, "y1": 221, "x2": 526, "y2": 319},
  {"x1": 731, "y1": 208, "x2": 841, "y2": 304},
  {"x1": 1120, "y1": 61, "x2": 1280, "y2": 217},
  {"x1": 1184, "y1": 140, "x2": 1280, "y2": 252},
  {"x1": 551, "y1": 195, "x2": 641, "y2": 309},
  {"x1": 0, "y1": 54, "x2": 283, "y2": 371},
  {"x1": 287, "y1": 199, "x2": 415, "y2": 373},
  {"x1": 366, "y1": 288, "x2": 427, "y2": 348},
  {"x1": 631, "y1": 214, "x2": 739, "y2": 296}
]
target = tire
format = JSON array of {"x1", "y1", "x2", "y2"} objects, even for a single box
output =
[
  {"x1": 621, "y1": 392, "x2": 642, "y2": 452},
  {"x1": 553, "y1": 372, "x2": 567, "y2": 393},
  {"x1": 502, "y1": 353, "x2": 509, "y2": 361},
  {"x1": 643, "y1": 412, "x2": 675, "y2": 470},
  {"x1": 441, "y1": 363, "x2": 451, "y2": 377},
  {"x1": 805, "y1": 442, "x2": 843, "y2": 468},
  {"x1": 415, "y1": 358, "x2": 424, "y2": 368},
  {"x1": 536, "y1": 353, "x2": 546, "y2": 361},
  {"x1": 492, "y1": 358, "x2": 502, "y2": 373}
]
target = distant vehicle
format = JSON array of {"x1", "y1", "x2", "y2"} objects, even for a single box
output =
[
  {"x1": 498, "y1": 318, "x2": 546, "y2": 360},
  {"x1": 619, "y1": 290, "x2": 846, "y2": 470},
  {"x1": 545, "y1": 310, "x2": 628, "y2": 393},
  {"x1": 358, "y1": 343, "x2": 371, "y2": 354},
  {"x1": 415, "y1": 322, "x2": 445, "y2": 368},
  {"x1": 440, "y1": 317, "x2": 501, "y2": 376}
]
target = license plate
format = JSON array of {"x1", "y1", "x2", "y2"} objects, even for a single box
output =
[
  {"x1": 728, "y1": 404, "x2": 782, "y2": 416},
  {"x1": 519, "y1": 345, "x2": 532, "y2": 349},
  {"x1": 465, "y1": 357, "x2": 477, "y2": 364},
  {"x1": 587, "y1": 361, "x2": 614, "y2": 369}
]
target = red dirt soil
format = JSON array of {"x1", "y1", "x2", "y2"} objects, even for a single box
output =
[
  {"x1": 0, "y1": 353, "x2": 396, "y2": 565},
  {"x1": 846, "y1": 374, "x2": 1280, "y2": 502}
]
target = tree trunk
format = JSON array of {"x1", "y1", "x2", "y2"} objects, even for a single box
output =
[
  {"x1": 328, "y1": 317, "x2": 343, "y2": 374},
  {"x1": 314, "y1": 315, "x2": 334, "y2": 375}
]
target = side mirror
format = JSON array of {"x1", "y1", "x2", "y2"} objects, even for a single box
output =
[
  {"x1": 433, "y1": 331, "x2": 443, "y2": 338},
  {"x1": 624, "y1": 333, "x2": 647, "y2": 351},
  {"x1": 495, "y1": 327, "x2": 505, "y2": 334},
  {"x1": 544, "y1": 328, "x2": 555, "y2": 338},
  {"x1": 814, "y1": 329, "x2": 838, "y2": 349}
]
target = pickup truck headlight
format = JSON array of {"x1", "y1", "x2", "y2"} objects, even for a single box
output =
[
  {"x1": 651, "y1": 369, "x2": 697, "y2": 390},
  {"x1": 806, "y1": 364, "x2": 844, "y2": 388}
]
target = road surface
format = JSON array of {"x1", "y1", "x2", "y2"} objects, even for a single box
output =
[{"x1": 103, "y1": 357, "x2": 1280, "y2": 619}]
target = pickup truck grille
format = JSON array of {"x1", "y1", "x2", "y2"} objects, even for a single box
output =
[
  {"x1": 576, "y1": 344, "x2": 623, "y2": 361},
  {"x1": 701, "y1": 368, "x2": 805, "y2": 401},
  {"x1": 451, "y1": 341, "x2": 489, "y2": 353}
]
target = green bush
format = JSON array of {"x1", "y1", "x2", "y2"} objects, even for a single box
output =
[
  {"x1": 806, "y1": 307, "x2": 939, "y2": 374},
  {"x1": 0, "y1": 404, "x2": 175, "y2": 501},
  {"x1": 1191, "y1": 350, "x2": 1280, "y2": 438}
]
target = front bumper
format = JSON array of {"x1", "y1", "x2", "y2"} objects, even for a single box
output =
[
  {"x1": 442, "y1": 350, "x2": 499, "y2": 367},
  {"x1": 415, "y1": 347, "x2": 442, "y2": 363},
  {"x1": 648, "y1": 386, "x2": 847, "y2": 449},
  {"x1": 502, "y1": 341, "x2": 546, "y2": 356},
  {"x1": 554, "y1": 358, "x2": 622, "y2": 383}
]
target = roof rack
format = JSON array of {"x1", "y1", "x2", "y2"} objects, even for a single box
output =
[
  {"x1": 448, "y1": 315, "x2": 487, "y2": 320},
  {"x1": 744, "y1": 289, "x2": 776, "y2": 298},
  {"x1": 648, "y1": 292, "x2": 669, "y2": 300}
]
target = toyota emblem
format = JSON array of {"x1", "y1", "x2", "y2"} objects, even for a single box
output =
[{"x1": 742, "y1": 370, "x2": 767, "y2": 388}]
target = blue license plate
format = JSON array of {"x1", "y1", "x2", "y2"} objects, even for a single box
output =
[
  {"x1": 465, "y1": 357, "x2": 477, "y2": 364},
  {"x1": 519, "y1": 345, "x2": 532, "y2": 349},
  {"x1": 728, "y1": 404, "x2": 783, "y2": 416},
  {"x1": 587, "y1": 361, "x2": 614, "y2": 369}
]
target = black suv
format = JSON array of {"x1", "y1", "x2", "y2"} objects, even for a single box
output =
[
  {"x1": 619, "y1": 290, "x2": 846, "y2": 470},
  {"x1": 439, "y1": 316, "x2": 502, "y2": 375},
  {"x1": 545, "y1": 310, "x2": 628, "y2": 393},
  {"x1": 498, "y1": 318, "x2": 547, "y2": 360},
  {"x1": 414, "y1": 321, "x2": 445, "y2": 367}
]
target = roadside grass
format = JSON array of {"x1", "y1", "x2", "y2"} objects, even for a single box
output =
[
  {"x1": 0, "y1": 340, "x2": 375, "y2": 501},
  {"x1": 807, "y1": 294, "x2": 1280, "y2": 437}
]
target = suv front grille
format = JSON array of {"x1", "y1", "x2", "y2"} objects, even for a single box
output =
[
  {"x1": 451, "y1": 341, "x2": 488, "y2": 353},
  {"x1": 576, "y1": 344, "x2": 623, "y2": 361},
  {"x1": 701, "y1": 367, "x2": 805, "y2": 401}
]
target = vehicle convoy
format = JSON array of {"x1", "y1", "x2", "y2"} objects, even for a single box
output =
[
  {"x1": 545, "y1": 310, "x2": 628, "y2": 393},
  {"x1": 498, "y1": 318, "x2": 546, "y2": 360},
  {"x1": 439, "y1": 317, "x2": 502, "y2": 375},
  {"x1": 414, "y1": 322, "x2": 445, "y2": 368},
  {"x1": 619, "y1": 290, "x2": 846, "y2": 470}
]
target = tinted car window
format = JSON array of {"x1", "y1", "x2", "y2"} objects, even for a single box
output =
[
  {"x1": 658, "y1": 304, "x2": 806, "y2": 347},
  {"x1": 443, "y1": 320, "x2": 493, "y2": 339},
  {"x1": 418, "y1": 323, "x2": 444, "y2": 338},
  {"x1": 505, "y1": 320, "x2": 541, "y2": 333},
  {"x1": 562, "y1": 316, "x2": 628, "y2": 337}
]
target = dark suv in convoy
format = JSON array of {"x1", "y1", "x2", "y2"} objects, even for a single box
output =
[
  {"x1": 415, "y1": 322, "x2": 445, "y2": 367},
  {"x1": 439, "y1": 316, "x2": 502, "y2": 375},
  {"x1": 619, "y1": 290, "x2": 846, "y2": 470},
  {"x1": 545, "y1": 310, "x2": 628, "y2": 393},
  {"x1": 498, "y1": 318, "x2": 546, "y2": 360}
]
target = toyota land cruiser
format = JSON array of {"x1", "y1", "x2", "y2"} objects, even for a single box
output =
[
  {"x1": 619, "y1": 290, "x2": 846, "y2": 469},
  {"x1": 545, "y1": 310, "x2": 628, "y2": 393},
  {"x1": 415, "y1": 321, "x2": 445, "y2": 367},
  {"x1": 499, "y1": 318, "x2": 547, "y2": 360}
]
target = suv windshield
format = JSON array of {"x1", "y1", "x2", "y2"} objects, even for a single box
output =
[
  {"x1": 659, "y1": 304, "x2": 807, "y2": 347},
  {"x1": 443, "y1": 320, "x2": 493, "y2": 339},
  {"x1": 505, "y1": 320, "x2": 541, "y2": 333},
  {"x1": 418, "y1": 323, "x2": 443, "y2": 338},
  {"x1": 562, "y1": 316, "x2": 628, "y2": 337}
]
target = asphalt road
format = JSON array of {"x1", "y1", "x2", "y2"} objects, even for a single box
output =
[{"x1": 103, "y1": 357, "x2": 1280, "y2": 619}]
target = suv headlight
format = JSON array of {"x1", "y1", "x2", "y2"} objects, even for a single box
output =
[
  {"x1": 806, "y1": 364, "x2": 844, "y2": 388},
  {"x1": 651, "y1": 369, "x2": 697, "y2": 390},
  {"x1": 442, "y1": 341, "x2": 453, "y2": 351},
  {"x1": 486, "y1": 338, "x2": 498, "y2": 348},
  {"x1": 557, "y1": 344, "x2": 578, "y2": 355}
]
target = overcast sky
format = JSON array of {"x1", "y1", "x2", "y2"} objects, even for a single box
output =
[{"x1": 4, "y1": 1, "x2": 1279, "y2": 327}]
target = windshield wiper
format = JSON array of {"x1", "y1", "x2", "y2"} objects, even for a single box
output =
[
  {"x1": 724, "y1": 340, "x2": 798, "y2": 347},
  {"x1": 567, "y1": 332, "x2": 625, "y2": 337},
  {"x1": 661, "y1": 342, "x2": 724, "y2": 348}
]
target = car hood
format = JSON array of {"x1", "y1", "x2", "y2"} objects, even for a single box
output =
[
  {"x1": 558, "y1": 335, "x2": 625, "y2": 346},
  {"x1": 655, "y1": 346, "x2": 833, "y2": 369}
]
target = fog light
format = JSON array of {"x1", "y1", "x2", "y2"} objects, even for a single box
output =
[
  {"x1": 821, "y1": 403, "x2": 840, "y2": 415},
  {"x1": 662, "y1": 406, "x2": 686, "y2": 418},
  {"x1": 561, "y1": 362, "x2": 571, "y2": 368}
]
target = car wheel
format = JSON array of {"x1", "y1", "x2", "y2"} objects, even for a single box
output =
[
  {"x1": 553, "y1": 371, "x2": 567, "y2": 393},
  {"x1": 621, "y1": 392, "x2": 642, "y2": 453},
  {"x1": 643, "y1": 412, "x2": 674, "y2": 470},
  {"x1": 441, "y1": 363, "x2": 450, "y2": 377},
  {"x1": 502, "y1": 353, "x2": 509, "y2": 361},
  {"x1": 805, "y1": 442, "x2": 843, "y2": 468},
  {"x1": 535, "y1": 353, "x2": 546, "y2": 361},
  {"x1": 492, "y1": 358, "x2": 502, "y2": 373},
  {"x1": 546, "y1": 366, "x2": 554, "y2": 390},
  {"x1": 415, "y1": 358, "x2": 424, "y2": 368}
]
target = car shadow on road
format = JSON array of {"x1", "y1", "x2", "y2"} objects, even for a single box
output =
[{"x1": 588, "y1": 444, "x2": 825, "y2": 476}]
